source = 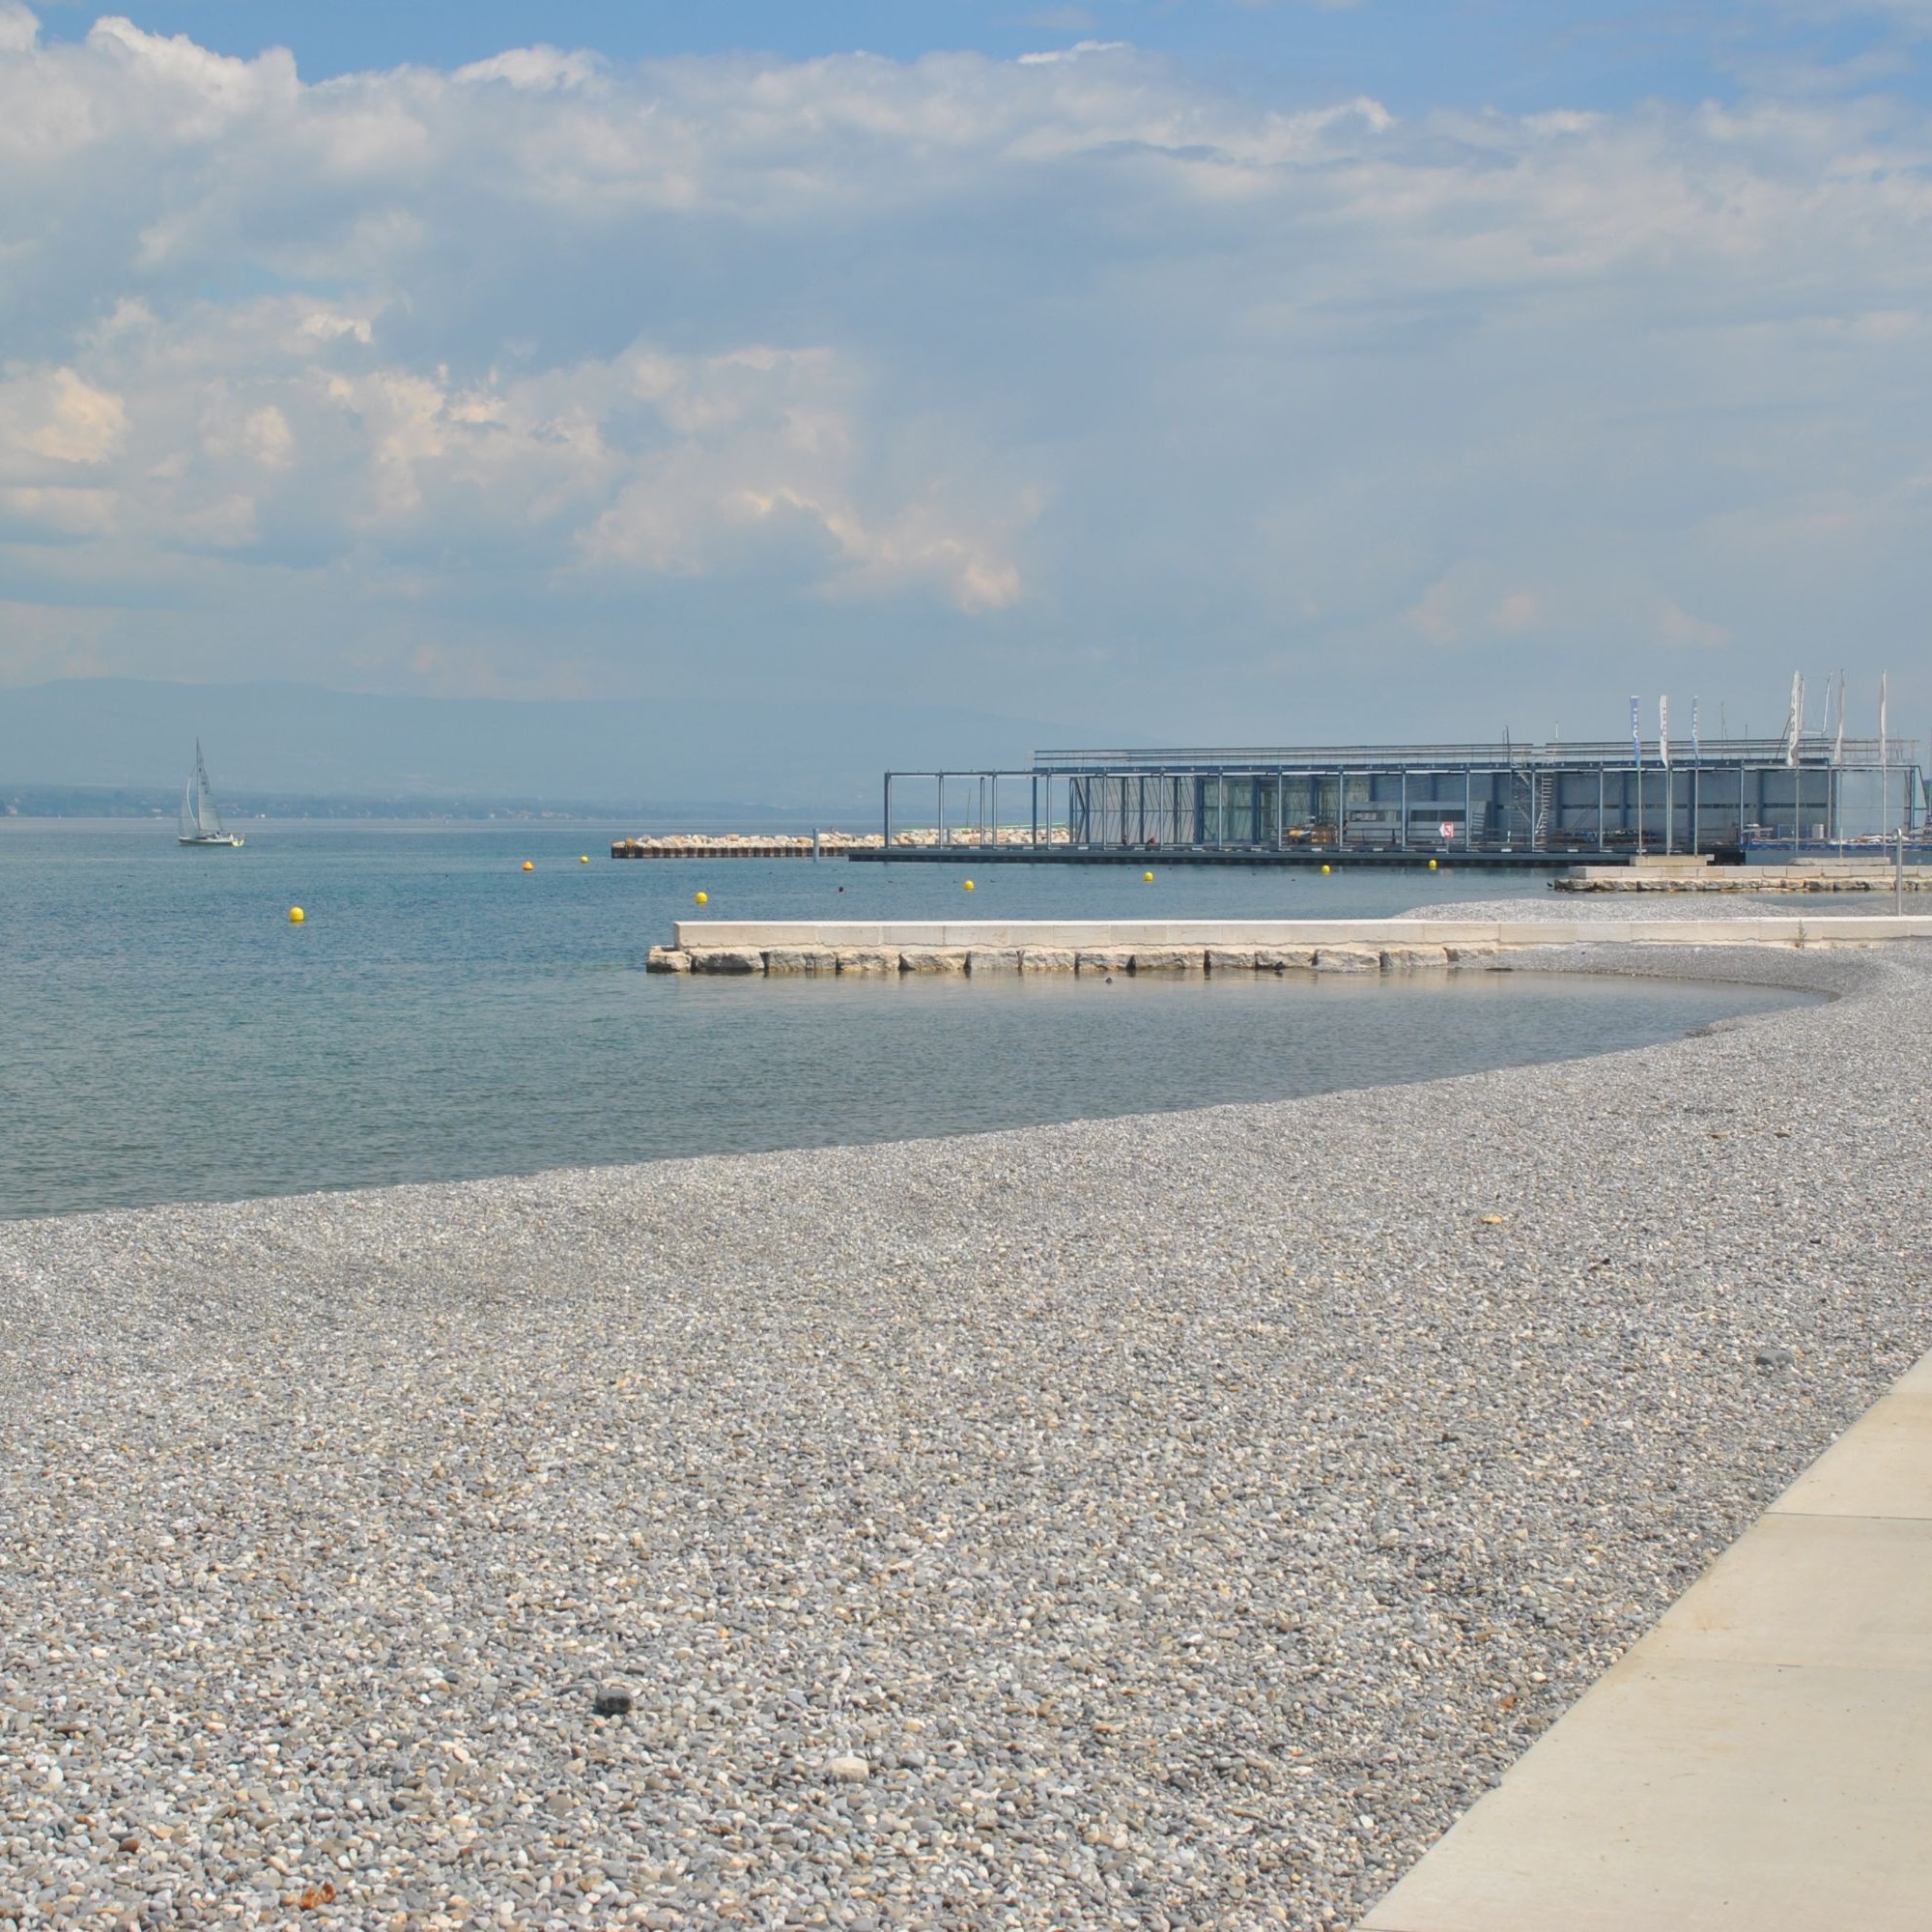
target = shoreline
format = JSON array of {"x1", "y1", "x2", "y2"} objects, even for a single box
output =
[
  {"x1": 3, "y1": 939, "x2": 1926, "y2": 1928},
  {"x1": 3, "y1": 952, "x2": 1811, "y2": 1231}
]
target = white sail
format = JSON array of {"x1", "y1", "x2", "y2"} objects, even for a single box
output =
[{"x1": 178, "y1": 740, "x2": 243, "y2": 846}]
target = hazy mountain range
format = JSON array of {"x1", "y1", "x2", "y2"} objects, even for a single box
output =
[{"x1": 0, "y1": 679, "x2": 1081, "y2": 817}]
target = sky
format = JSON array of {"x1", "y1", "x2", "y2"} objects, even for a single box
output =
[{"x1": 3, "y1": 0, "x2": 1930, "y2": 750}]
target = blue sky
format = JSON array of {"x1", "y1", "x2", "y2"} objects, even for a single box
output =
[
  {"x1": 32, "y1": 1, "x2": 1929, "y2": 113},
  {"x1": 4, "y1": 0, "x2": 1931, "y2": 748}
]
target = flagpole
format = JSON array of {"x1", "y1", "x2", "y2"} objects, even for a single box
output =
[
  {"x1": 1690, "y1": 696, "x2": 1701, "y2": 854},
  {"x1": 1630, "y1": 696, "x2": 1643, "y2": 856},
  {"x1": 1660, "y1": 696, "x2": 1672, "y2": 856}
]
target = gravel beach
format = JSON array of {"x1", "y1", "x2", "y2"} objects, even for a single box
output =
[{"x1": 4, "y1": 937, "x2": 1928, "y2": 1931}]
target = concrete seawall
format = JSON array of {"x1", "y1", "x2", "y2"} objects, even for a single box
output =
[
  {"x1": 1558, "y1": 862, "x2": 1932, "y2": 894},
  {"x1": 650, "y1": 915, "x2": 1932, "y2": 975}
]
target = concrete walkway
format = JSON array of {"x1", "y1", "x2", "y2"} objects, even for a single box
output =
[
  {"x1": 672, "y1": 915, "x2": 1932, "y2": 951},
  {"x1": 1361, "y1": 1350, "x2": 1932, "y2": 1931}
]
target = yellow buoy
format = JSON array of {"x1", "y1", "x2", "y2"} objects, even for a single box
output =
[
  {"x1": 1429, "y1": 858, "x2": 1438, "y2": 870},
  {"x1": 963, "y1": 879, "x2": 975, "y2": 891},
  {"x1": 288, "y1": 906, "x2": 304, "y2": 924},
  {"x1": 695, "y1": 891, "x2": 709, "y2": 905},
  {"x1": 522, "y1": 860, "x2": 534, "y2": 871},
  {"x1": 580, "y1": 855, "x2": 589, "y2": 865},
  {"x1": 1321, "y1": 864, "x2": 1331, "y2": 875},
  {"x1": 1143, "y1": 870, "x2": 1154, "y2": 883}
]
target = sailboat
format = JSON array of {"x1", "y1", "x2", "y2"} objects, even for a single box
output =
[{"x1": 178, "y1": 741, "x2": 245, "y2": 847}]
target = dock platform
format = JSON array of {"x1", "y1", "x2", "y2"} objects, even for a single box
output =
[{"x1": 647, "y1": 916, "x2": 1932, "y2": 975}]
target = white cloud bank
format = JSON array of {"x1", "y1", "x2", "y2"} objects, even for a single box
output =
[{"x1": 2, "y1": 9, "x2": 1930, "y2": 725}]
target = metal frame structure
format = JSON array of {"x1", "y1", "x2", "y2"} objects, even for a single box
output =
[{"x1": 882, "y1": 736, "x2": 1922, "y2": 858}]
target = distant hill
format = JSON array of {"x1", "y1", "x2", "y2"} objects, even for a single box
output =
[{"x1": 0, "y1": 678, "x2": 1080, "y2": 815}]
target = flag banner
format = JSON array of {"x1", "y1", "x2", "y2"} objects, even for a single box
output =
[
  {"x1": 1660, "y1": 696, "x2": 1670, "y2": 769},
  {"x1": 1691, "y1": 697, "x2": 1701, "y2": 760},
  {"x1": 1630, "y1": 696, "x2": 1641, "y2": 767}
]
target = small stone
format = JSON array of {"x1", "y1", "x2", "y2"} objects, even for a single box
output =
[
  {"x1": 826, "y1": 1754, "x2": 869, "y2": 1781},
  {"x1": 1312, "y1": 944, "x2": 1379, "y2": 973},
  {"x1": 118, "y1": 1836, "x2": 140, "y2": 1854},
  {"x1": 1380, "y1": 944, "x2": 1449, "y2": 971},
  {"x1": 1754, "y1": 1346, "x2": 1796, "y2": 1371},
  {"x1": 965, "y1": 948, "x2": 1021, "y2": 975},
  {"x1": 1130, "y1": 947, "x2": 1207, "y2": 975},
  {"x1": 763, "y1": 947, "x2": 838, "y2": 976},
  {"x1": 688, "y1": 948, "x2": 764, "y2": 976},
  {"x1": 591, "y1": 1683, "x2": 634, "y2": 1717}
]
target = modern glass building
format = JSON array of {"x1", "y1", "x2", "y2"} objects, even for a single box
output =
[{"x1": 883, "y1": 735, "x2": 1924, "y2": 858}]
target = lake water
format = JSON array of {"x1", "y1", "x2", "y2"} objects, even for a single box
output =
[{"x1": 0, "y1": 821, "x2": 1806, "y2": 1220}]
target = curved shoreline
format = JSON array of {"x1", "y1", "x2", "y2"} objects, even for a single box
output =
[{"x1": 2, "y1": 940, "x2": 1925, "y2": 1928}]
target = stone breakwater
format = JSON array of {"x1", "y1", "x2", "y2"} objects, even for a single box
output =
[
  {"x1": 649, "y1": 941, "x2": 1492, "y2": 977},
  {"x1": 648, "y1": 912, "x2": 1932, "y2": 977},
  {"x1": 3, "y1": 940, "x2": 1928, "y2": 1931}
]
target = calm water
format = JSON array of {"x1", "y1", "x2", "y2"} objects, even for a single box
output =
[{"x1": 0, "y1": 821, "x2": 1804, "y2": 1220}]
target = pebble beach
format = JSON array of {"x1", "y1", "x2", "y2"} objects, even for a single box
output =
[{"x1": 4, "y1": 936, "x2": 1929, "y2": 1930}]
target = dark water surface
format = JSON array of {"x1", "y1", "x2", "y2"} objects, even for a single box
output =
[{"x1": 1, "y1": 822, "x2": 1805, "y2": 1219}]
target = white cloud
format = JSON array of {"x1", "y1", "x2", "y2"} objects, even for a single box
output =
[
  {"x1": 454, "y1": 46, "x2": 603, "y2": 92},
  {"x1": 1017, "y1": 41, "x2": 1131, "y2": 65},
  {"x1": 0, "y1": 483, "x2": 119, "y2": 538},
  {"x1": 1658, "y1": 600, "x2": 1732, "y2": 649},
  {"x1": 0, "y1": 14, "x2": 1928, "y2": 724},
  {"x1": 1494, "y1": 590, "x2": 1543, "y2": 635},
  {"x1": 0, "y1": 366, "x2": 128, "y2": 468},
  {"x1": 0, "y1": 3, "x2": 36, "y2": 54},
  {"x1": 0, "y1": 596, "x2": 112, "y2": 682},
  {"x1": 1405, "y1": 566, "x2": 1544, "y2": 648}
]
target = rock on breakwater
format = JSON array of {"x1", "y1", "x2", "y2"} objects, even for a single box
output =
[{"x1": 0, "y1": 939, "x2": 1924, "y2": 1930}]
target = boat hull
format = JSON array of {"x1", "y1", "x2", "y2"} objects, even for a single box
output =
[{"x1": 178, "y1": 835, "x2": 245, "y2": 848}]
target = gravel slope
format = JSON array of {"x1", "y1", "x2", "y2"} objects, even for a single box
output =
[{"x1": 3, "y1": 942, "x2": 1927, "y2": 1931}]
